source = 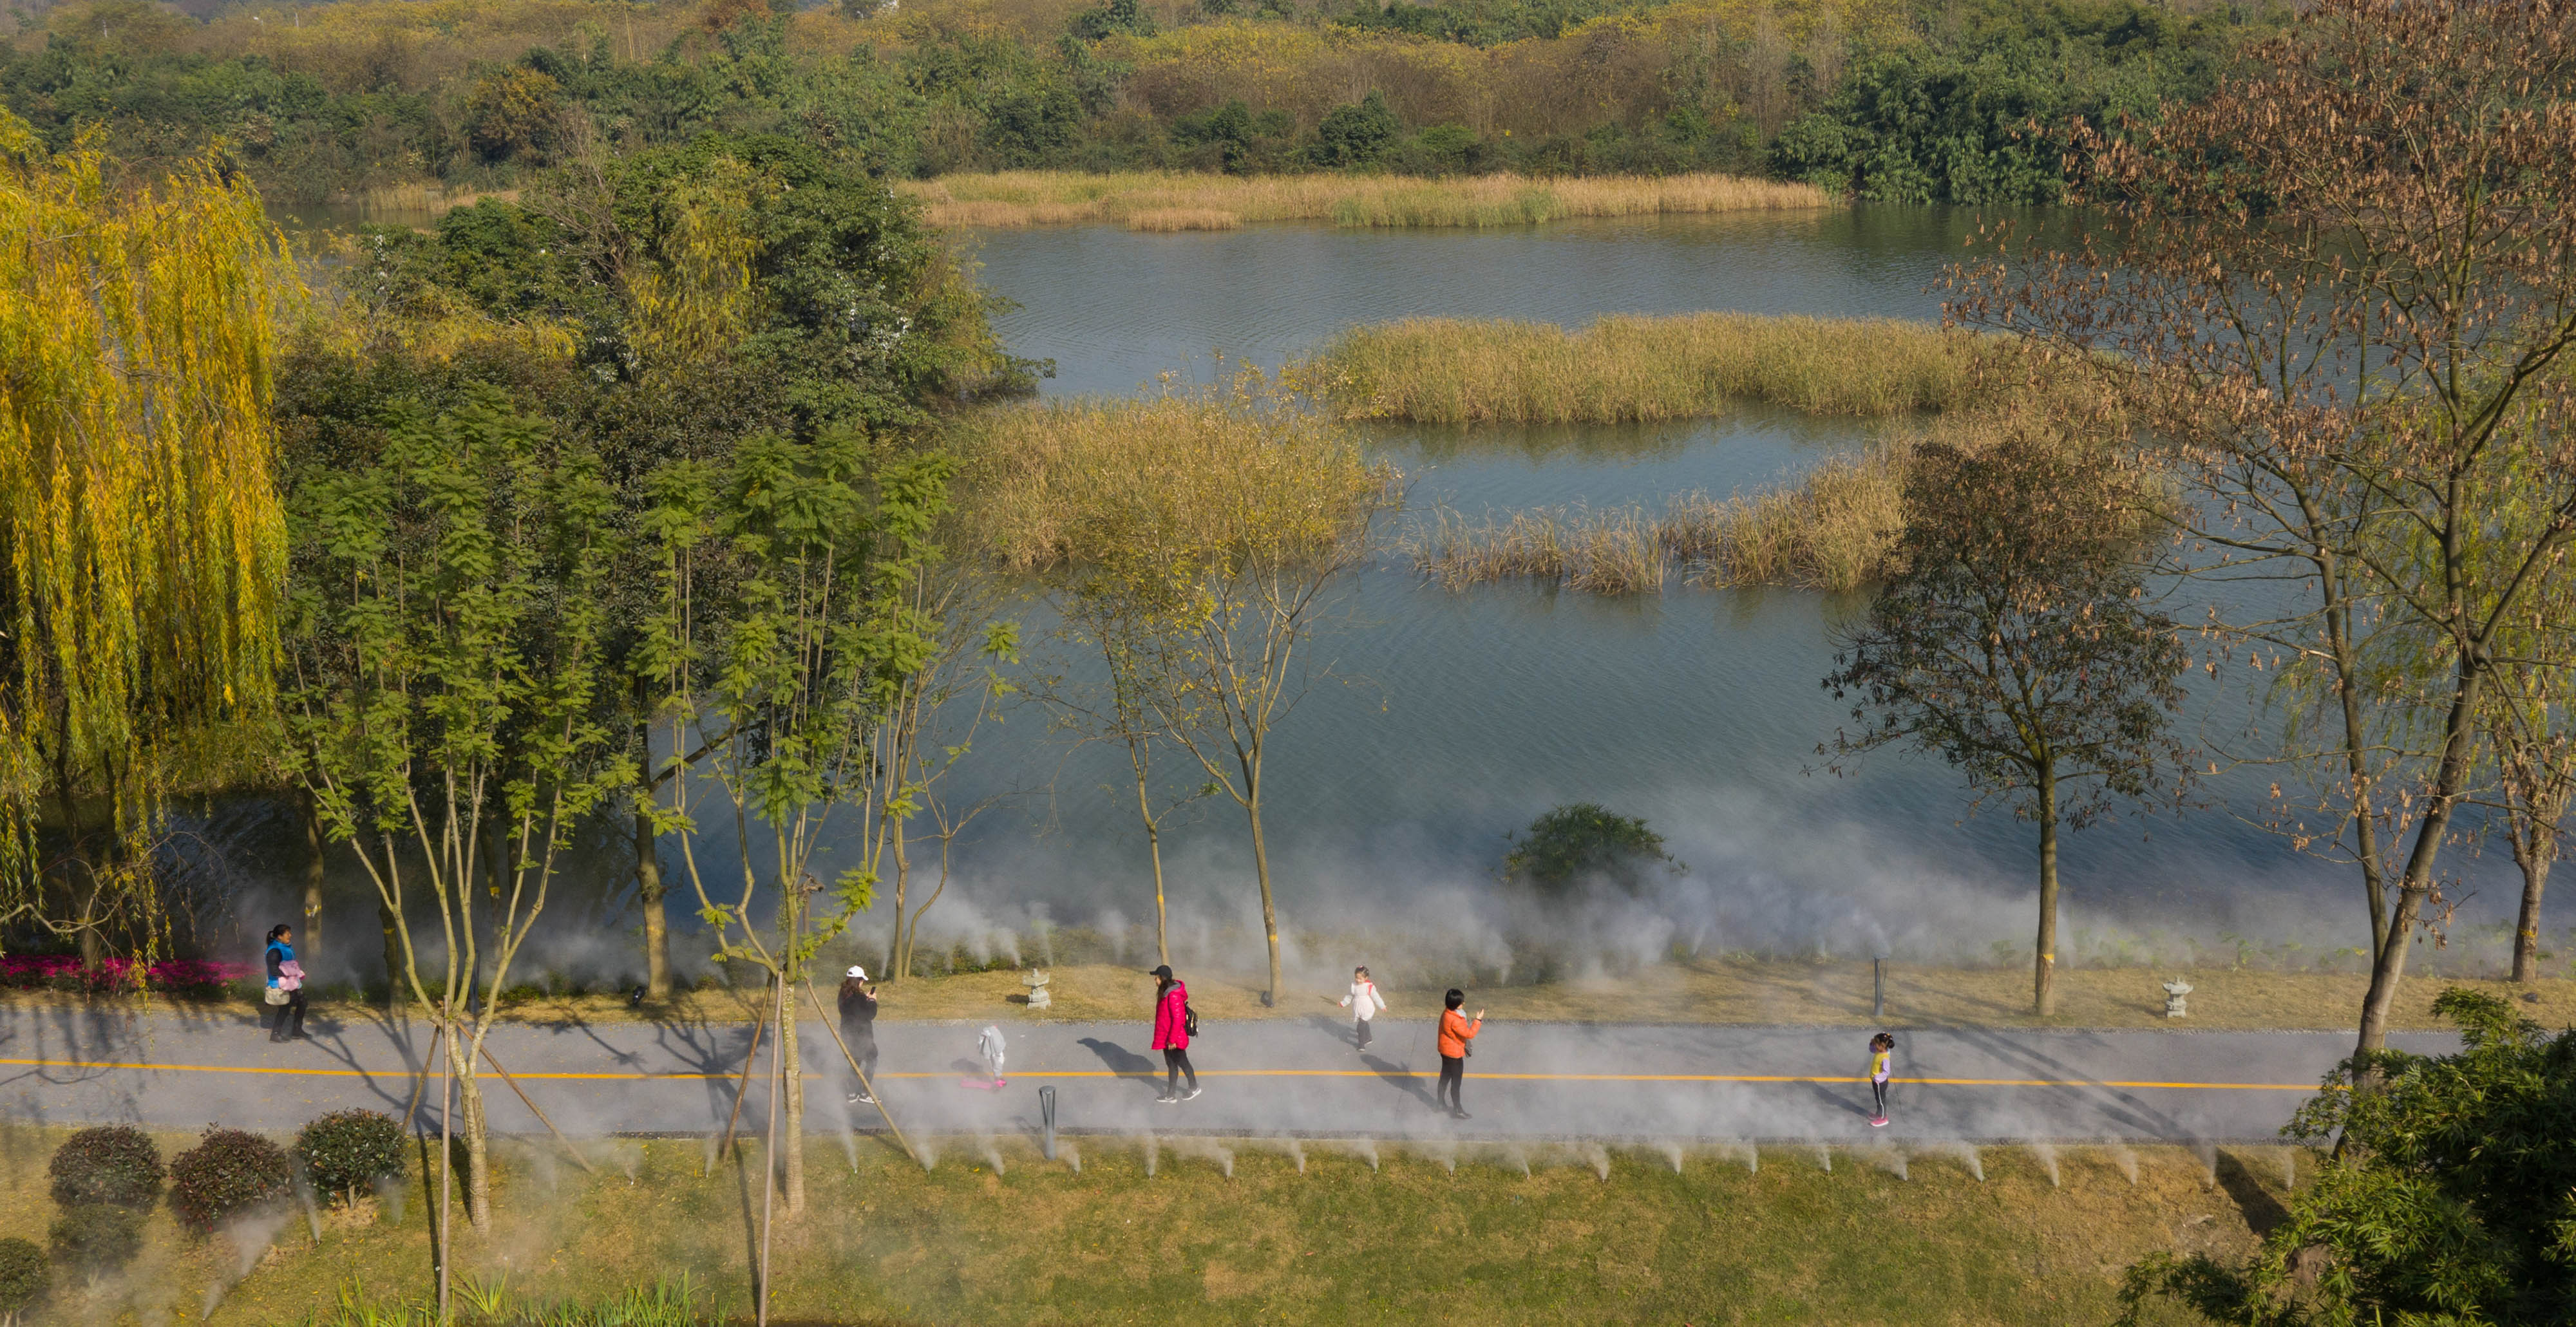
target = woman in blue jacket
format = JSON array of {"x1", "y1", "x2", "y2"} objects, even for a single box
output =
[{"x1": 264, "y1": 924, "x2": 307, "y2": 1042}]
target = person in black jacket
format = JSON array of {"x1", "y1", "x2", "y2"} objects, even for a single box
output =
[
  {"x1": 263, "y1": 925, "x2": 307, "y2": 1042},
  {"x1": 838, "y1": 965, "x2": 880, "y2": 1104}
]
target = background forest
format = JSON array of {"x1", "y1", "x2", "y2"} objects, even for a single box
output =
[{"x1": 2, "y1": 0, "x2": 2277, "y2": 207}]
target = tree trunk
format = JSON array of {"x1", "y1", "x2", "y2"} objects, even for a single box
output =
[
  {"x1": 2510, "y1": 830, "x2": 2552, "y2": 985},
  {"x1": 296, "y1": 789, "x2": 327, "y2": 964},
  {"x1": 888, "y1": 820, "x2": 912, "y2": 981},
  {"x1": 72, "y1": 863, "x2": 102, "y2": 968},
  {"x1": 2318, "y1": 573, "x2": 2391, "y2": 959},
  {"x1": 1144, "y1": 796, "x2": 1170, "y2": 968},
  {"x1": 779, "y1": 1001, "x2": 804, "y2": 1214},
  {"x1": 636, "y1": 807, "x2": 670, "y2": 999},
  {"x1": 378, "y1": 898, "x2": 406, "y2": 1013},
  {"x1": 2356, "y1": 668, "x2": 2488, "y2": 1057},
  {"x1": 60, "y1": 776, "x2": 103, "y2": 969},
  {"x1": 1130, "y1": 739, "x2": 1170, "y2": 966},
  {"x1": 2356, "y1": 884, "x2": 2427, "y2": 1055},
  {"x1": 455, "y1": 1054, "x2": 493, "y2": 1227},
  {"x1": 1246, "y1": 782, "x2": 1281, "y2": 1008},
  {"x1": 2033, "y1": 765, "x2": 2060, "y2": 1017}
]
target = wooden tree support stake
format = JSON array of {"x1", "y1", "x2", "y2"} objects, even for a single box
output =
[
  {"x1": 712, "y1": 980, "x2": 772, "y2": 1169},
  {"x1": 478, "y1": 1042, "x2": 597, "y2": 1174},
  {"x1": 804, "y1": 977, "x2": 920, "y2": 1168}
]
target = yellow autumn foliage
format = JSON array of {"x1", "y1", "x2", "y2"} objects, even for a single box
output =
[{"x1": 0, "y1": 109, "x2": 299, "y2": 955}]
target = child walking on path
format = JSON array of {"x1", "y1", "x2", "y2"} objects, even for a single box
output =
[
  {"x1": 978, "y1": 1024, "x2": 1008, "y2": 1088},
  {"x1": 1150, "y1": 964, "x2": 1199, "y2": 1103},
  {"x1": 1341, "y1": 966, "x2": 1386, "y2": 1051},
  {"x1": 1868, "y1": 1031, "x2": 1895, "y2": 1127},
  {"x1": 1436, "y1": 989, "x2": 1484, "y2": 1119}
]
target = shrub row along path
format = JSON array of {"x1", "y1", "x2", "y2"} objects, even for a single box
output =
[{"x1": 0, "y1": 1004, "x2": 2453, "y2": 1145}]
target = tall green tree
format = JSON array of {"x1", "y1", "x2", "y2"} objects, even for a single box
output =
[
  {"x1": 1821, "y1": 433, "x2": 2190, "y2": 1015},
  {"x1": 639, "y1": 432, "x2": 951, "y2": 1225},
  {"x1": 350, "y1": 135, "x2": 1017, "y2": 1000},
  {"x1": 876, "y1": 560, "x2": 1019, "y2": 984},
  {"x1": 285, "y1": 389, "x2": 630, "y2": 1256}
]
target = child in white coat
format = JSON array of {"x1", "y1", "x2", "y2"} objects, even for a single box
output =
[
  {"x1": 978, "y1": 1024, "x2": 1008, "y2": 1088},
  {"x1": 1340, "y1": 966, "x2": 1387, "y2": 1051}
]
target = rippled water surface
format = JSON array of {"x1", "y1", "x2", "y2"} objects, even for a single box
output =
[
  {"x1": 912, "y1": 210, "x2": 2476, "y2": 966},
  {"x1": 979, "y1": 209, "x2": 1982, "y2": 397},
  {"x1": 269, "y1": 207, "x2": 2511, "y2": 982}
]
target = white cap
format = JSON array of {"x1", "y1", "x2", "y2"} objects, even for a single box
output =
[{"x1": 846, "y1": 966, "x2": 867, "y2": 980}]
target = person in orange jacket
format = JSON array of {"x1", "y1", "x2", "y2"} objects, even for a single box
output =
[{"x1": 1435, "y1": 988, "x2": 1484, "y2": 1119}]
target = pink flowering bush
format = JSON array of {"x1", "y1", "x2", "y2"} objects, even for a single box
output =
[{"x1": 0, "y1": 955, "x2": 255, "y2": 995}]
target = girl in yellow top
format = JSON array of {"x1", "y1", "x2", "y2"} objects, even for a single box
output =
[{"x1": 1868, "y1": 1032, "x2": 1895, "y2": 1127}]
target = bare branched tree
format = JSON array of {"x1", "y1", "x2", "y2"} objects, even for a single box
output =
[{"x1": 1948, "y1": 0, "x2": 2576, "y2": 1053}]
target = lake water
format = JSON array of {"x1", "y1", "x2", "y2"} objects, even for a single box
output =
[
  {"x1": 892, "y1": 209, "x2": 2524, "y2": 980},
  {"x1": 260, "y1": 207, "x2": 2530, "y2": 987}
]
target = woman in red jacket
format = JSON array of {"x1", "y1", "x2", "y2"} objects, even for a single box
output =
[{"x1": 1150, "y1": 964, "x2": 1199, "y2": 1103}]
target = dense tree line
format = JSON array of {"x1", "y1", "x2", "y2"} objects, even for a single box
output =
[{"x1": 0, "y1": 0, "x2": 2280, "y2": 205}]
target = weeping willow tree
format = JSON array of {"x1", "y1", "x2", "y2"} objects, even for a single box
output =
[{"x1": 0, "y1": 112, "x2": 294, "y2": 965}]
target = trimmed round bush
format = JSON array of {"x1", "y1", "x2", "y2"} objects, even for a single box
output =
[
  {"x1": 46, "y1": 1204, "x2": 144, "y2": 1272},
  {"x1": 294, "y1": 1109, "x2": 406, "y2": 1203},
  {"x1": 0, "y1": 1236, "x2": 44, "y2": 1320},
  {"x1": 167, "y1": 1128, "x2": 292, "y2": 1232},
  {"x1": 47, "y1": 1125, "x2": 164, "y2": 1208}
]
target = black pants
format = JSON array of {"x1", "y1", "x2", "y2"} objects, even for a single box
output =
[
  {"x1": 1871, "y1": 1077, "x2": 1889, "y2": 1116},
  {"x1": 269, "y1": 989, "x2": 305, "y2": 1041},
  {"x1": 1354, "y1": 1017, "x2": 1373, "y2": 1049},
  {"x1": 1163, "y1": 1048, "x2": 1197, "y2": 1095},
  {"x1": 1438, "y1": 1055, "x2": 1464, "y2": 1111},
  {"x1": 844, "y1": 1029, "x2": 878, "y2": 1091}
]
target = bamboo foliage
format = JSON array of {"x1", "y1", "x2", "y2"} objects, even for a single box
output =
[{"x1": 0, "y1": 109, "x2": 295, "y2": 955}]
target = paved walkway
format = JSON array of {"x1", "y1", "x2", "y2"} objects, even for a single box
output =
[{"x1": 0, "y1": 1003, "x2": 2452, "y2": 1145}]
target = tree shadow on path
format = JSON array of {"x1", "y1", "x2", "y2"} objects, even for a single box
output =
[{"x1": 1360, "y1": 1054, "x2": 1441, "y2": 1109}]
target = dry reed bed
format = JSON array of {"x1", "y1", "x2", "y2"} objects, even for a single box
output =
[
  {"x1": 952, "y1": 379, "x2": 1395, "y2": 575},
  {"x1": 1125, "y1": 207, "x2": 1244, "y2": 232},
  {"x1": 900, "y1": 170, "x2": 1835, "y2": 231},
  {"x1": 1301, "y1": 314, "x2": 2006, "y2": 423},
  {"x1": 1408, "y1": 409, "x2": 2078, "y2": 595}
]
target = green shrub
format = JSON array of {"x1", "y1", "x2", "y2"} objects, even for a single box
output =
[
  {"x1": 1501, "y1": 803, "x2": 1682, "y2": 894},
  {"x1": 295, "y1": 1110, "x2": 406, "y2": 1203},
  {"x1": 47, "y1": 1125, "x2": 165, "y2": 1207},
  {"x1": 167, "y1": 1129, "x2": 292, "y2": 1232},
  {"x1": 0, "y1": 1236, "x2": 44, "y2": 1321},
  {"x1": 46, "y1": 1204, "x2": 144, "y2": 1272}
]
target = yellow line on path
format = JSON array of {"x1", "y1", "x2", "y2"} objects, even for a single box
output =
[{"x1": 0, "y1": 1057, "x2": 2311, "y2": 1091}]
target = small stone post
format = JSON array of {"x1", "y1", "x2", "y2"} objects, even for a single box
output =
[{"x1": 2161, "y1": 976, "x2": 2193, "y2": 1019}]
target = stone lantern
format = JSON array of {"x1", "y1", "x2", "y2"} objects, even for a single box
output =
[
  {"x1": 2161, "y1": 976, "x2": 2193, "y2": 1019},
  {"x1": 1025, "y1": 969, "x2": 1052, "y2": 1010}
]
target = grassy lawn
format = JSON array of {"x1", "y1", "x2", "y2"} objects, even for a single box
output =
[
  {"x1": 0, "y1": 1123, "x2": 2277, "y2": 1326},
  {"x1": 12, "y1": 957, "x2": 2569, "y2": 1037}
]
